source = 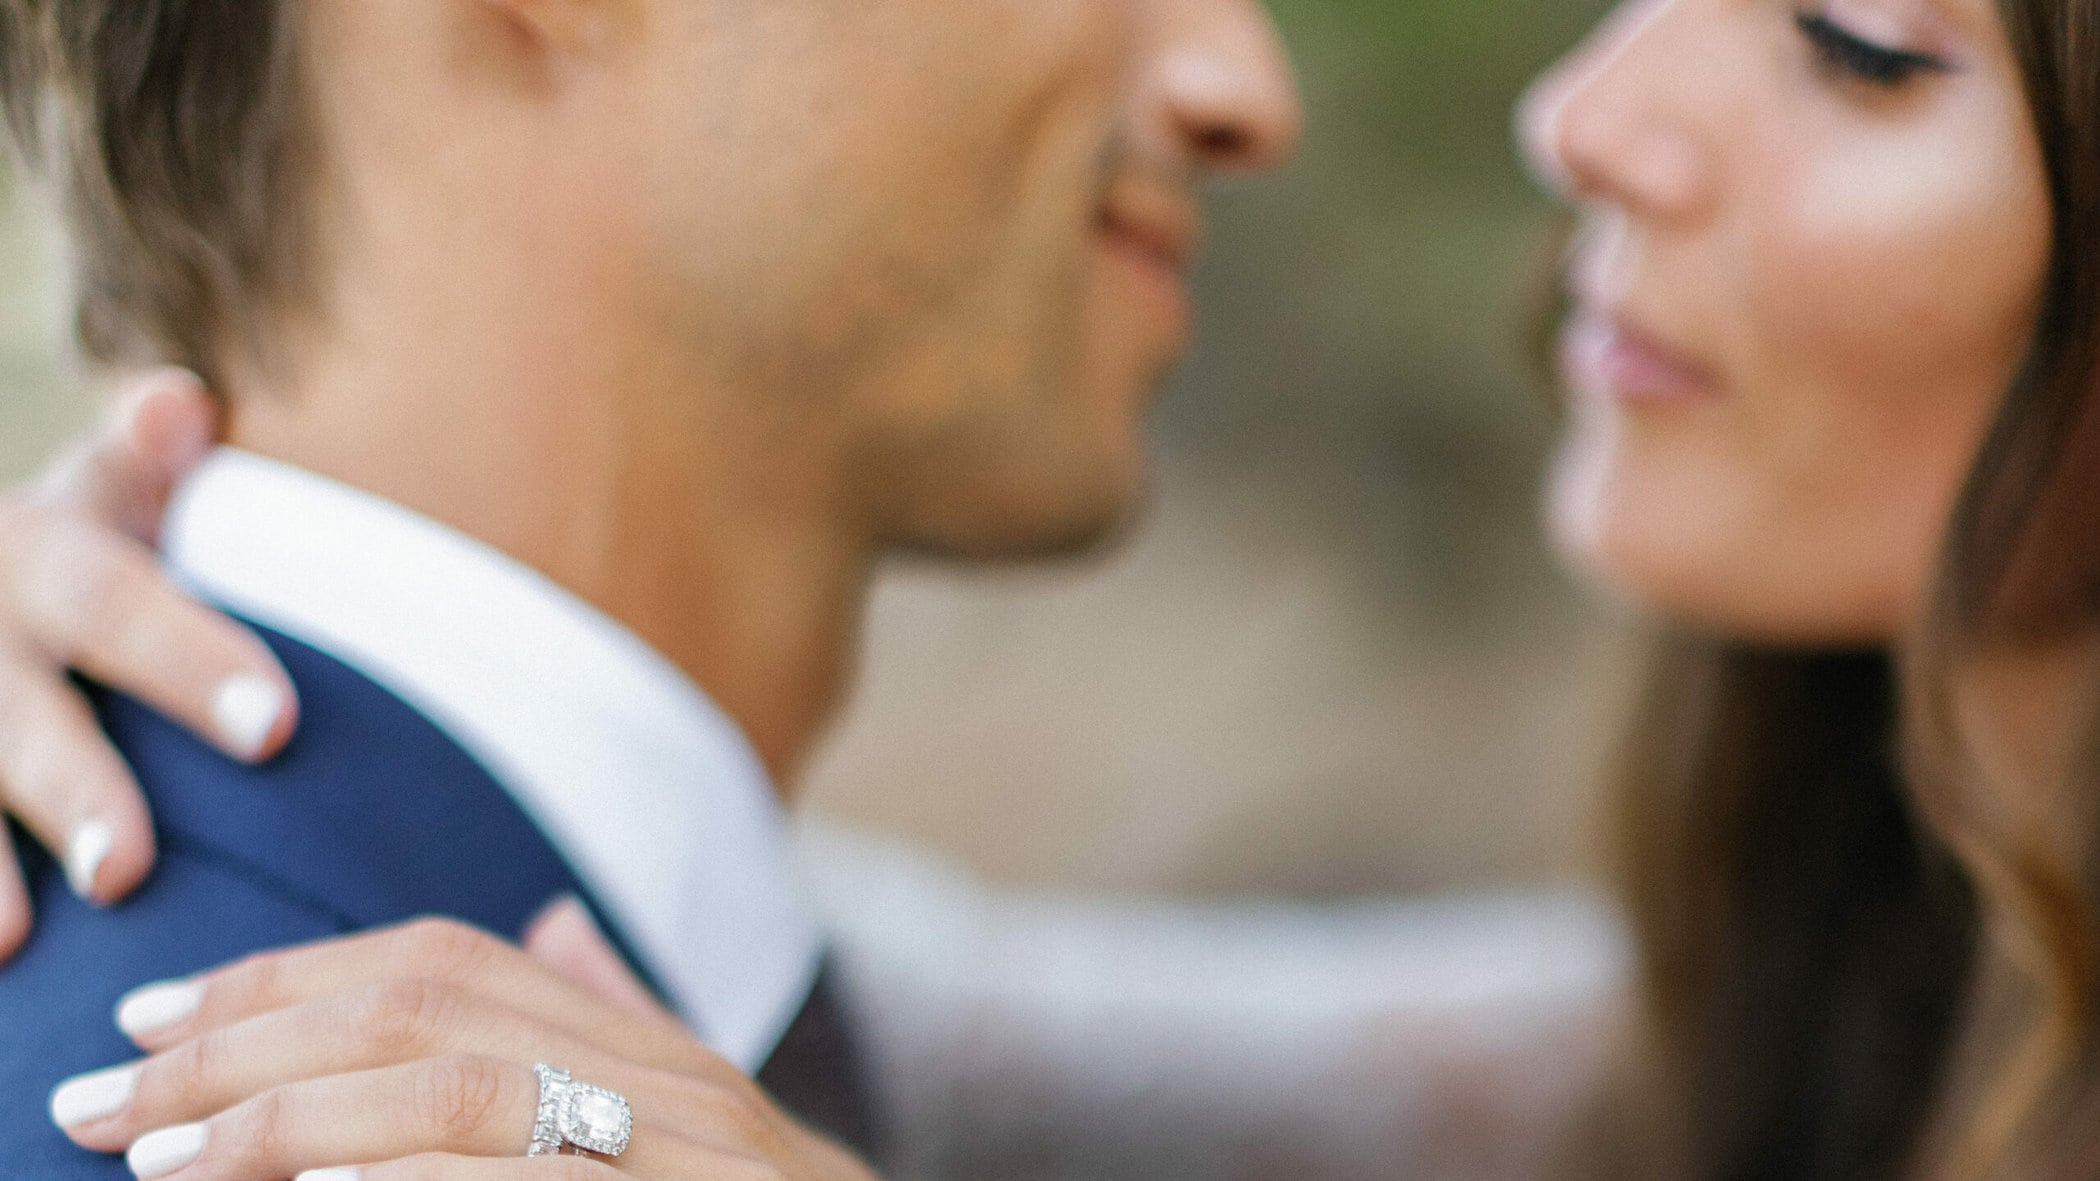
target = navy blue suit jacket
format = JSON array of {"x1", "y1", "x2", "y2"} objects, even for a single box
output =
[{"x1": 0, "y1": 624, "x2": 673, "y2": 1176}]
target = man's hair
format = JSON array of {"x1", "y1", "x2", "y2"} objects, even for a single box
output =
[{"x1": 0, "y1": 1, "x2": 315, "y2": 389}]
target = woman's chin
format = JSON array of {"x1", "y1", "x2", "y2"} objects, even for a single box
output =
[
  {"x1": 1556, "y1": 529, "x2": 1902, "y2": 649},
  {"x1": 1544, "y1": 447, "x2": 1898, "y2": 646}
]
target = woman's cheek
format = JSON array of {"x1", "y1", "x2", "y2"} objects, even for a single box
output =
[
  {"x1": 1753, "y1": 147, "x2": 2026, "y2": 462},
  {"x1": 1725, "y1": 164, "x2": 2044, "y2": 632}
]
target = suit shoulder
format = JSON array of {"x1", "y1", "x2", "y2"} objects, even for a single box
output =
[{"x1": 0, "y1": 833, "x2": 343, "y2": 1176}]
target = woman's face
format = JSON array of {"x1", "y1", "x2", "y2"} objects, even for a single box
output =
[{"x1": 1519, "y1": 0, "x2": 2052, "y2": 645}]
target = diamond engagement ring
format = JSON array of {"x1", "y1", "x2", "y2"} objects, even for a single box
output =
[{"x1": 529, "y1": 1064, "x2": 634, "y2": 1158}]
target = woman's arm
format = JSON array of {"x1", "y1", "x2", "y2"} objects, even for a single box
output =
[
  {"x1": 48, "y1": 904, "x2": 877, "y2": 1179},
  {"x1": 0, "y1": 371, "x2": 297, "y2": 957},
  {"x1": 805, "y1": 827, "x2": 1636, "y2": 1179}
]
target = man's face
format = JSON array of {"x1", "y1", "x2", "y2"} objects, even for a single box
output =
[{"x1": 615, "y1": 0, "x2": 1301, "y2": 559}]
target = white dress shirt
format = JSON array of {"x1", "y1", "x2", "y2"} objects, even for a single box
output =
[{"x1": 163, "y1": 447, "x2": 823, "y2": 1073}]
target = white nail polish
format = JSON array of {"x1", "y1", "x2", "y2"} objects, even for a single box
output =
[
  {"x1": 66, "y1": 820, "x2": 115, "y2": 900},
  {"x1": 296, "y1": 1170, "x2": 362, "y2": 1181},
  {"x1": 128, "y1": 1122, "x2": 206, "y2": 1178},
  {"x1": 212, "y1": 674, "x2": 285, "y2": 761},
  {"x1": 49, "y1": 1064, "x2": 137, "y2": 1128},
  {"x1": 116, "y1": 979, "x2": 203, "y2": 1040}
]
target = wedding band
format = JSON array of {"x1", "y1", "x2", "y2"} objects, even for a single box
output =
[{"x1": 529, "y1": 1063, "x2": 633, "y2": 1158}]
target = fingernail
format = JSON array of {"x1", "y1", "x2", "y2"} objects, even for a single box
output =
[
  {"x1": 66, "y1": 820, "x2": 115, "y2": 900},
  {"x1": 212, "y1": 674, "x2": 285, "y2": 761},
  {"x1": 116, "y1": 979, "x2": 203, "y2": 1040},
  {"x1": 128, "y1": 1122, "x2": 206, "y2": 1178},
  {"x1": 297, "y1": 1170, "x2": 362, "y2": 1181},
  {"x1": 49, "y1": 1063, "x2": 137, "y2": 1128}
]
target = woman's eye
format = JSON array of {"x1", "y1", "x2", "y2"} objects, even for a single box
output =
[{"x1": 1794, "y1": 12, "x2": 1949, "y2": 87}]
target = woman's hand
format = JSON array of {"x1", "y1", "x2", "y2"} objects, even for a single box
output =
[
  {"x1": 0, "y1": 371, "x2": 296, "y2": 957},
  {"x1": 47, "y1": 908, "x2": 878, "y2": 1180}
]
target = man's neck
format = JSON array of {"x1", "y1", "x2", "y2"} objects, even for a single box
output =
[{"x1": 222, "y1": 338, "x2": 872, "y2": 793}]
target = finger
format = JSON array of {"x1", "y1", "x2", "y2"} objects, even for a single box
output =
[
  {"x1": 118, "y1": 1055, "x2": 540, "y2": 1180},
  {"x1": 117, "y1": 919, "x2": 710, "y2": 1077},
  {"x1": 39, "y1": 369, "x2": 215, "y2": 543},
  {"x1": 109, "y1": 374, "x2": 218, "y2": 544},
  {"x1": 524, "y1": 896, "x2": 676, "y2": 1026},
  {"x1": 10, "y1": 513, "x2": 296, "y2": 763},
  {"x1": 320, "y1": 1153, "x2": 623, "y2": 1180},
  {"x1": 122, "y1": 1056, "x2": 700, "y2": 1180},
  {"x1": 0, "y1": 839, "x2": 31, "y2": 963},
  {"x1": 0, "y1": 650, "x2": 158, "y2": 906},
  {"x1": 57, "y1": 982, "x2": 617, "y2": 1151},
  {"x1": 342, "y1": 1150, "x2": 791, "y2": 1181}
]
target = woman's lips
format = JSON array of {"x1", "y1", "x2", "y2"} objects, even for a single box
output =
[{"x1": 1561, "y1": 308, "x2": 1721, "y2": 407}]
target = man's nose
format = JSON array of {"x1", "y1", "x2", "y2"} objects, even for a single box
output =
[{"x1": 1140, "y1": 0, "x2": 1304, "y2": 175}]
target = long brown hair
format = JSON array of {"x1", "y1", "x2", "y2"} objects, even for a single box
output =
[{"x1": 1609, "y1": 1, "x2": 2100, "y2": 1175}]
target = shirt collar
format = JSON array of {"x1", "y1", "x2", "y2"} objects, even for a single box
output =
[{"x1": 163, "y1": 447, "x2": 822, "y2": 1072}]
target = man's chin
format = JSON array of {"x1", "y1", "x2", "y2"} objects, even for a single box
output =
[
  {"x1": 898, "y1": 471, "x2": 1149, "y2": 565},
  {"x1": 1008, "y1": 504, "x2": 1141, "y2": 563}
]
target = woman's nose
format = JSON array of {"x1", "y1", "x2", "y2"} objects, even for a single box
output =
[{"x1": 1517, "y1": 0, "x2": 1712, "y2": 223}]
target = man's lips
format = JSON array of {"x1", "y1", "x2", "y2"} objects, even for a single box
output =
[{"x1": 1097, "y1": 185, "x2": 1204, "y2": 276}]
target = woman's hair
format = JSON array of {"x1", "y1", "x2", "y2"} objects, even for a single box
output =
[
  {"x1": 1612, "y1": 645, "x2": 1977, "y2": 1176},
  {"x1": 1611, "y1": 1, "x2": 2100, "y2": 1174}
]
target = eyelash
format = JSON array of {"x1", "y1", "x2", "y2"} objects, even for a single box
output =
[{"x1": 1794, "y1": 11, "x2": 1949, "y2": 86}]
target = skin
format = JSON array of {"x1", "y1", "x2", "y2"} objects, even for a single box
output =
[
  {"x1": 247, "y1": 0, "x2": 1295, "y2": 780},
  {"x1": 56, "y1": 910, "x2": 879, "y2": 1179},
  {"x1": 1518, "y1": 0, "x2": 2051, "y2": 646},
  {"x1": 0, "y1": 0, "x2": 2066, "y2": 1171},
  {"x1": 0, "y1": 0, "x2": 1298, "y2": 946},
  {"x1": 23, "y1": 0, "x2": 2067, "y2": 1170},
  {"x1": 0, "y1": 0, "x2": 1299, "y2": 1173}
]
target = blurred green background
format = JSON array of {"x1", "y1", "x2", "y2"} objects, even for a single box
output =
[{"x1": 0, "y1": 0, "x2": 1627, "y2": 899}]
